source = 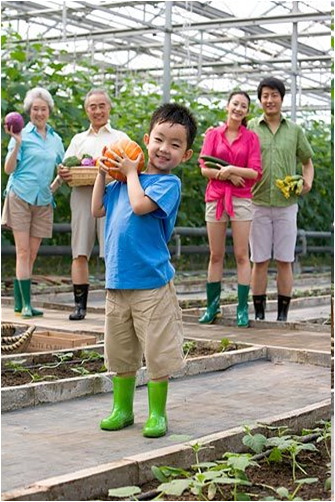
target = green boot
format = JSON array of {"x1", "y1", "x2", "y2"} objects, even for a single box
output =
[
  {"x1": 18, "y1": 279, "x2": 34, "y2": 318},
  {"x1": 236, "y1": 284, "x2": 250, "y2": 327},
  {"x1": 100, "y1": 375, "x2": 136, "y2": 431},
  {"x1": 198, "y1": 282, "x2": 222, "y2": 324},
  {"x1": 143, "y1": 380, "x2": 168, "y2": 438},
  {"x1": 14, "y1": 279, "x2": 43, "y2": 317}
]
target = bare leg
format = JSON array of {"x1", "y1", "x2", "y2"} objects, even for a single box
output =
[
  {"x1": 29, "y1": 236, "x2": 43, "y2": 276},
  {"x1": 251, "y1": 260, "x2": 270, "y2": 295},
  {"x1": 276, "y1": 260, "x2": 293, "y2": 296},
  {"x1": 72, "y1": 255, "x2": 89, "y2": 284},
  {"x1": 206, "y1": 222, "x2": 227, "y2": 282},
  {"x1": 231, "y1": 220, "x2": 251, "y2": 285}
]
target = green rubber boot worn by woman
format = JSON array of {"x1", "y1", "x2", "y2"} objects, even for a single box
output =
[
  {"x1": 236, "y1": 284, "x2": 250, "y2": 327},
  {"x1": 100, "y1": 375, "x2": 136, "y2": 431},
  {"x1": 198, "y1": 281, "x2": 221, "y2": 324},
  {"x1": 143, "y1": 380, "x2": 168, "y2": 438},
  {"x1": 14, "y1": 279, "x2": 43, "y2": 317}
]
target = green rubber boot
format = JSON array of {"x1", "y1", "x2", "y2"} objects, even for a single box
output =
[
  {"x1": 18, "y1": 279, "x2": 34, "y2": 318},
  {"x1": 143, "y1": 380, "x2": 168, "y2": 438},
  {"x1": 14, "y1": 279, "x2": 43, "y2": 317},
  {"x1": 236, "y1": 284, "x2": 250, "y2": 327},
  {"x1": 100, "y1": 376, "x2": 136, "y2": 431},
  {"x1": 198, "y1": 282, "x2": 222, "y2": 324}
]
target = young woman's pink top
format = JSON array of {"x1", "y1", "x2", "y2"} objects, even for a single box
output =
[{"x1": 199, "y1": 124, "x2": 262, "y2": 219}]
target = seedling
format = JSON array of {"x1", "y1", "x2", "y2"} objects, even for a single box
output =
[
  {"x1": 4, "y1": 359, "x2": 57, "y2": 383},
  {"x1": 261, "y1": 477, "x2": 318, "y2": 501},
  {"x1": 220, "y1": 338, "x2": 231, "y2": 352},
  {"x1": 38, "y1": 352, "x2": 74, "y2": 370},
  {"x1": 183, "y1": 340, "x2": 196, "y2": 358}
]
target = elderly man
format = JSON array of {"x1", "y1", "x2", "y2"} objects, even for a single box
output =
[{"x1": 58, "y1": 88, "x2": 129, "y2": 320}]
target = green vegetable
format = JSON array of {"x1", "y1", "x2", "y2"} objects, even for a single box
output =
[
  {"x1": 204, "y1": 161, "x2": 225, "y2": 169},
  {"x1": 200, "y1": 155, "x2": 229, "y2": 167},
  {"x1": 62, "y1": 156, "x2": 81, "y2": 167},
  {"x1": 82, "y1": 153, "x2": 93, "y2": 159}
]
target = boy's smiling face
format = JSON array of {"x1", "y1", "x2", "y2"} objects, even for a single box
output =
[{"x1": 144, "y1": 121, "x2": 193, "y2": 174}]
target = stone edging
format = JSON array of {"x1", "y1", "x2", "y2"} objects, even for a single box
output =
[{"x1": 1, "y1": 346, "x2": 267, "y2": 412}]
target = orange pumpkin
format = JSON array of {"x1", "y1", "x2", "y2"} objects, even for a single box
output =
[{"x1": 100, "y1": 138, "x2": 145, "y2": 182}]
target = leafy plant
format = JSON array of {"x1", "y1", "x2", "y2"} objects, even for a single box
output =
[
  {"x1": 4, "y1": 359, "x2": 57, "y2": 383},
  {"x1": 183, "y1": 340, "x2": 197, "y2": 358},
  {"x1": 38, "y1": 352, "x2": 74, "y2": 370},
  {"x1": 261, "y1": 477, "x2": 319, "y2": 501}
]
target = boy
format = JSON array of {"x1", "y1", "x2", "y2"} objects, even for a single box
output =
[{"x1": 92, "y1": 103, "x2": 197, "y2": 437}]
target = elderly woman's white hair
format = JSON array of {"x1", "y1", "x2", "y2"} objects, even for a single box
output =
[{"x1": 23, "y1": 87, "x2": 54, "y2": 113}]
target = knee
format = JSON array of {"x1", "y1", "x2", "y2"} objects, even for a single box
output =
[
  {"x1": 209, "y1": 252, "x2": 224, "y2": 265},
  {"x1": 235, "y1": 253, "x2": 249, "y2": 267},
  {"x1": 16, "y1": 247, "x2": 30, "y2": 262}
]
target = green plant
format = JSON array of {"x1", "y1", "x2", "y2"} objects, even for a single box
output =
[
  {"x1": 38, "y1": 352, "x2": 74, "y2": 370},
  {"x1": 5, "y1": 359, "x2": 57, "y2": 383},
  {"x1": 260, "y1": 477, "x2": 319, "y2": 501},
  {"x1": 265, "y1": 435, "x2": 318, "y2": 481},
  {"x1": 183, "y1": 340, "x2": 196, "y2": 358},
  {"x1": 220, "y1": 338, "x2": 231, "y2": 352}
]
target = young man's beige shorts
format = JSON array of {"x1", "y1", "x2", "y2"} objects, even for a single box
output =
[
  {"x1": 205, "y1": 197, "x2": 252, "y2": 223},
  {"x1": 1, "y1": 190, "x2": 53, "y2": 238},
  {"x1": 250, "y1": 203, "x2": 298, "y2": 263},
  {"x1": 104, "y1": 281, "x2": 185, "y2": 380},
  {"x1": 70, "y1": 186, "x2": 105, "y2": 259}
]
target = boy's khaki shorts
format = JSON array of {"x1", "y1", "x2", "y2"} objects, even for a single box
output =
[
  {"x1": 1, "y1": 190, "x2": 53, "y2": 238},
  {"x1": 104, "y1": 281, "x2": 185, "y2": 379}
]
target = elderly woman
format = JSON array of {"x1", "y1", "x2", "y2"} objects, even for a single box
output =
[{"x1": 2, "y1": 87, "x2": 65, "y2": 318}]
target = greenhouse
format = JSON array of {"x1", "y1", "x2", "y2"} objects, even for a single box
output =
[{"x1": 1, "y1": 2, "x2": 333, "y2": 501}]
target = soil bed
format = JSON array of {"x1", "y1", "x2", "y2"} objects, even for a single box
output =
[
  {"x1": 97, "y1": 441, "x2": 331, "y2": 501},
  {"x1": 1, "y1": 341, "x2": 241, "y2": 387}
]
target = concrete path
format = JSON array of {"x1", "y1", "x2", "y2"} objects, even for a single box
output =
[
  {"x1": 1, "y1": 358, "x2": 331, "y2": 493},
  {"x1": 1, "y1": 305, "x2": 330, "y2": 352}
]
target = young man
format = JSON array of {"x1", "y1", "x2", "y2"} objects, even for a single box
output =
[
  {"x1": 248, "y1": 77, "x2": 314, "y2": 321},
  {"x1": 58, "y1": 88, "x2": 129, "y2": 320},
  {"x1": 92, "y1": 103, "x2": 197, "y2": 437}
]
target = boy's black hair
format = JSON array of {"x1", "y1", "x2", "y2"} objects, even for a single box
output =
[
  {"x1": 257, "y1": 77, "x2": 286, "y2": 100},
  {"x1": 149, "y1": 102, "x2": 197, "y2": 149}
]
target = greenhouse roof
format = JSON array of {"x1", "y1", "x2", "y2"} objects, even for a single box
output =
[{"x1": 1, "y1": 0, "x2": 332, "y2": 115}]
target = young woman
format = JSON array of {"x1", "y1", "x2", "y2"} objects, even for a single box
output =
[
  {"x1": 2, "y1": 87, "x2": 64, "y2": 318},
  {"x1": 199, "y1": 90, "x2": 262, "y2": 327}
]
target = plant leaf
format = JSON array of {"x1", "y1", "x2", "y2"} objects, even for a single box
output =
[
  {"x1": 108, "y1": 486, "x2": 141, "y2": 498},
  {"x1": 151, "y1": 465, "x2": 168, "y2": 483},
  {"x1": 158, "y1": 479, "x2": 192, "y2": 496},
  {"x1": 242, "y1": 433, "x2": 267, "y2": 453},
  {"x1": 276, "y1": 486, "x2": 289, "y2": 498}
]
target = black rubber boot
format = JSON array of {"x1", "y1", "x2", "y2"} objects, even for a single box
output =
[
  {"x1": 69, "y1": 284, "x2": 89, "y2": 321},
  {"x1": 253, "y1": 294, "x2": 266, "y2": 320},
  {"x1": 277, "y1": 294, "x2": 291, "y2": 322}
]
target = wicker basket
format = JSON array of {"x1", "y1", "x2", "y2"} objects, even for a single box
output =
[
  {"x1": 1, "y1": 323, "x2": 36, "y2": 354},
  {"x1": 68, "y1": 166, "x2": 113, "y2": 187}
]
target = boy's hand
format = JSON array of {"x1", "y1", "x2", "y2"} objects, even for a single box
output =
[
  {"x1": 96, "y1": 157, "x2": 109, "y2": 176},
  {"x1": 107, "y1": 148, "x2": 143, "y2": 178}
]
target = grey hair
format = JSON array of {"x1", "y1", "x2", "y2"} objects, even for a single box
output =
[
  {"x1": 84, "y1": 88, "x2": 112, "y2": 108},
  {"x1": 23, "y1": 87, "x2": 54, "y2": 113}
]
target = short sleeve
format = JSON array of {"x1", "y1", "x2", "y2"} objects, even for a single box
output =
[
  {"x1": 198, "y1": 129, "x2": 218, "y2": 169},
  {"x1": 145, "y1": 176, "x2": 181, "y2": 218},
  {"x1": 6, "y1": 137, "x2": 22, "y2": 163},
  {"x1": 247, "y1": 131, "x2": 262, "y2": 181},
  {"x1": 296, "y1": 126, "x2": 314, "y2": 164}
]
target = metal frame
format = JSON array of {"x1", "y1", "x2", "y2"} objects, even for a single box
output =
[{"x1": 1, "y1": 0, "x2": 332, "y2": 115}]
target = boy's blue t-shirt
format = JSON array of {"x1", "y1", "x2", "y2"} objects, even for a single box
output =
[{"x1": 103, "y1": 173, "x2": 181, "y2": 289}]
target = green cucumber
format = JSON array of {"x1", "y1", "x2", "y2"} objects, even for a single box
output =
[
  {"x1": 200, "y1": 155, "x2": 229, "y2": 167},
  {"x1": 204, "y1": 161, "x2": 222, "y2": 169}
]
